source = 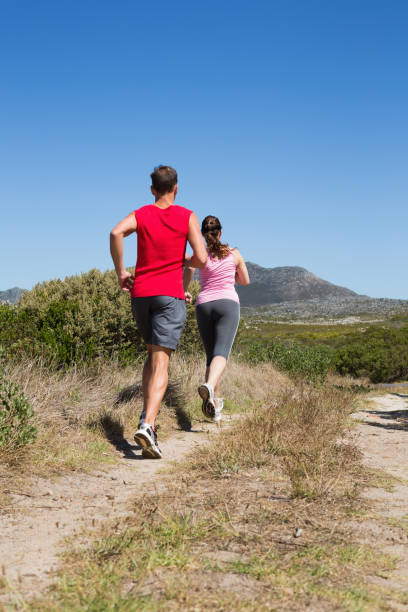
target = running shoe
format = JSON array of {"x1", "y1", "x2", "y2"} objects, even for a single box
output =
[
  {"x1": 214, "y1": 398, "x2": 224, "y2": 423},
  {"x1": 134, "y1": 423, "x2": 162, "y2": 459},
  {"x1": 198, "y1": 383, "x2": 216, "y2": 419}
]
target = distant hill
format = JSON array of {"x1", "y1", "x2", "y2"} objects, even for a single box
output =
[
  {"x1": 0, "y1": 287, "x2": 25, "y2": 304},
  {"x1": 237, "y1": 263, "x2": 358, "y2": 307}
]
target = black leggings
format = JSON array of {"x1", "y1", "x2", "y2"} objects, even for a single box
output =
[{"x1": 196, "y1": 299, "x2": 240, "y2": 366}]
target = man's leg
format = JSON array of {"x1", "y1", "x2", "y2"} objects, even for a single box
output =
[
  {"x1": 142, "y1": 348, "x2": 152, "y2": 398},
  {"x1": 143, "y1": 345, "x2": 172, "y2": 427},
  {"x1": 137, "y1": 348, "x2": 152, "y2": 427}
]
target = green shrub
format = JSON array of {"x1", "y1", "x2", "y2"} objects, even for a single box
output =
[
  {"x1": 0, "y1": 270, "x2": 146, "y2": 367},
  {"x1": 0, "y1": 271, "x2": 204, "y2": 369},
  {"x1": 0, "y1": 347, "x2": 37, "y2": 448},
  {"x1": 0, "y1": 379, "x2": 37, "y2": 448},
  {"x1": 332, "y1": 326, "x2": 408, "y2": 383},
  {"x1": 238, "y1": 339, "x2": 331, "y2": 384}
]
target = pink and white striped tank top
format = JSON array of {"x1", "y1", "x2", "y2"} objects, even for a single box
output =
[{"x1": 196, "y1": 251, "x2": 239, "y2": 306}]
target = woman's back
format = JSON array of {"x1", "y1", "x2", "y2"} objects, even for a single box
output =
[{"x1": 196, "y1": 250, "x2": 239, "y2": 305}]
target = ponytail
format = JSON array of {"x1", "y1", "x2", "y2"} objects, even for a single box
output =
[{"x1": 201, "y1": 215, "x2": 230, "y2": 259}]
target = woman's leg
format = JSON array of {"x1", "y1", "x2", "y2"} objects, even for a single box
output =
[
  {"x1": 205, "y1": 356, "x2": 227, "y2": 396},
  {"x1": 196, "y1": 303, "x2": 215, "y2": 374},
  {"x1": 206, "y1": 300, "x2": 240, "y2": 397}
]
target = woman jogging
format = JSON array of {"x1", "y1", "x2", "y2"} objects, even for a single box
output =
[{"x1": 183, "y1": 215, "x2": 250, "y2": 421}]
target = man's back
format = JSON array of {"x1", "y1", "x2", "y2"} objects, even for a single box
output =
[{"x1": 132, "y1": 203, "x2": 192, "y2": 299}]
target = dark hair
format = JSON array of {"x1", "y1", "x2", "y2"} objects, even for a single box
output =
[
  {"x1": 201, "y1": 215, "x2": 230, "y2": 259},
  {"x1": 150, "y1": 165, "x2": 178, "y2": 195}
]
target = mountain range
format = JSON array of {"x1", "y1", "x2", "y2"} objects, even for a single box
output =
[
  {"x1": 236, "y1": 263, "x2": 358, "y2": 306},
  {"x1": 0, "y1": 266, "x2": 361, "y2": 307},
  {"x1": 0, "y1": 287, "x2": 25, "y2": 304},
  {"x1": 1, "y1": 266, "x2": 404, "y2": 314}
]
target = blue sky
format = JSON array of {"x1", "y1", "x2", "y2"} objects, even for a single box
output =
[{"x1": 1, "y1": 0, "x2": 407, "y2": 298}]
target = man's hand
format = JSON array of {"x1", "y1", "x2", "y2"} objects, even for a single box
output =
[
  {"x1": 184, "y1": 291, "x2": 193, "y2": 304},
  {"x1": 117, "y1": 270, "x2": 134, "y2": 292}
]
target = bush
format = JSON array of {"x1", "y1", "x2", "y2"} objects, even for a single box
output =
[
  {"x1": 0, "y1": 270, "x2": 146, "y2": 367},
  {"x1": 0, "y1": 271, "x2": 205, "y2": 369},
  {"x1": 238, "y1": 339, "x2": 331, "y2": 384},
  {"x1": 0, "y1": 347, "x2": 37, "y2": 448},
  {"x1": 0, "y1": 379, "x2": 37, "y2": 448},
  {"x1": 332, "y1": 325, "x2": 408, "y2": 383}
]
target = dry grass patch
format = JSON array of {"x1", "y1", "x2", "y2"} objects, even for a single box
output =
[
  {"x1": 22, "y1": 458, "x2": 398, "y2": 611},
  {"x1": 14, "y1": 379, "x2": 402, "y2": 611},
  {"x1": 0, "y1": 356, "x2": 288, "y2": 511},
  {"x1": 191, "y1": 384, "x2": 361, "y2": 499}
]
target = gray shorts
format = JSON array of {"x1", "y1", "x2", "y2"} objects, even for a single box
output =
[
  {"x1": 196, "y1": 299, "x2": 240, "y2": 366},
  {"x1": 131, "y1": 296, "x2": 187, "y2": 350}
]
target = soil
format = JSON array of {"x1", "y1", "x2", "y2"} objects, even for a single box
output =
[{"x1": 353, "y1": 392, "x2": 408, "y2": 601}]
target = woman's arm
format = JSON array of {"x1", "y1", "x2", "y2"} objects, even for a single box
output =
[{"x1": 232, "y1": 248, "x2": 250, "y2": 286}]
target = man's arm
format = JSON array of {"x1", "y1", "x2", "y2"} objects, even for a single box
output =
[
  {"x1": 183, "y1": 265, "x2": 195, "y2": 303},
  {"x1": 187, "y1": 213, "x2": 207, "y2": 268},
  {"x1": 110, "y1": 212, "x2": 137, "y2": 292}
]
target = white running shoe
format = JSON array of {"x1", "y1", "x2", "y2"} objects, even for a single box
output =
[
  {"x1": 134, "y1": 423, "x2": 162, "y2": 459},
  {"x1": 214, "y1": 398, "x2": 224, "y2": 423},
  {"x1": 198, "y1": 383, "x2": 216, "y2": 419}
]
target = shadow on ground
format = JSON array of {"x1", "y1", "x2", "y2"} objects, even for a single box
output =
[
  {"x1": 116, "y1": 378, "x2": 192, "y2": 431},
  {"x1": 98, "y1": 414, "x2": 143, "y2": 459},
  {"x1": 362, "y1": 408, "x2": 408, "y2": 432}
]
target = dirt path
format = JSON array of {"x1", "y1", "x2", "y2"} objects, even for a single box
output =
[
  {"x1": 353, "y1": 392, "x2": 408, "y2": 599},
  {"x1": 0, "y1": 419, "x2": 226, "y2": 603}
]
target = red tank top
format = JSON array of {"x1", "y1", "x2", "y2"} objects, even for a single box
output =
[{"x1": 131, "y1": 204, "x2": 192, "y2": 299}]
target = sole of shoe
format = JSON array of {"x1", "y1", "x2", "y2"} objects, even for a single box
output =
[
  {"x1": 141, "y1": 446, "x2": 162, "y2": 459},
  {"x1": 198, "y1": 384, "x2": 215, "y2": 419},
  {"x1": 134, "y1": 431, "x2": 162, "y2": 459}
]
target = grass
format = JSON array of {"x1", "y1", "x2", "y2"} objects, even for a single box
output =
[
  {"x1": 0, "y1": 354, "x2": 288, "y2": 510},
  {"x1": 366, "y1": 469, "x2": 403, "y2": 493},
  {"x1": 2, "y1": 351, "x2": 406, "y2": 610},
  {"x1": 190, "y1": 383, "x2": 361, "y2": 498},
  {"x1": 236, "y1": 315, "x2": 408, "y2": 384},
  {"x1": 19, "y1": 473, "x2": 398, "y2": 611},
  {"x1": 239, "y1": 313, "x2": 408, "y2": 349},
  {"x1": 387, "y1": 516, "x2": 408, "y2": 536},
  {"x1": 5, "y1": 374, "x2": 403, "y2": 611}
]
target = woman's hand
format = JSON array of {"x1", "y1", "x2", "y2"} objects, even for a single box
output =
[{"x1": 184, "y1": 291, "x2": 193, "y2": 304}]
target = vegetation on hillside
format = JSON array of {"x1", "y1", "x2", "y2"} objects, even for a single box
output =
[
  {"x1": 0, "y1": 270, "x2": 202, "y2": 369},
  {"x1": 239, "y1": 316, "x2": 408, "y2": 383},
  {"x1": 1, "y1": 269, "x2": 407, "y2": 384}
]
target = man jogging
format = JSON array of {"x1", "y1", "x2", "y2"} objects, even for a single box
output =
[{"x1": 110, "y1": 165, "x2": 207, "y2": 458}]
